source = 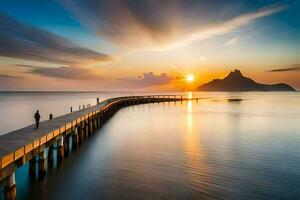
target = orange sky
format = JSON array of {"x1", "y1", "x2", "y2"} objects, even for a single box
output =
[{"x1": 0, "y1": 1, "x2": 299, "y2": 90}]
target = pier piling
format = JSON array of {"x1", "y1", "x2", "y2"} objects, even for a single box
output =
[
  {"x1": 73, "y1": 127, "x2": 79, "y2": 148},
  {"x1": 4, "y1": 172, "x2": 16, "y2": 200},
  {"x1": 63, "y1": 135, "x2": 70, "y2": 155},
  {"x1": 85, "y1": 121, "x2": 89, "y2": 138},
  {"x1": 57, "y1": 137, "x2": 64, "y2": 160},
  {"x1": 89, "y1": 119, "x2": 93, "y2": 135},
  {"x1": 29, "y1": 158, "x2": 36, "y2": 178},
  {"x1": 79, "y1": 122, "x2": 85, "y2": 143},
  {"x1": 48, "y1": 145, "x2": 54, "y2": 165},
  {"x1": 38, "y1": 151, "x2": 47, "y2": 177}
]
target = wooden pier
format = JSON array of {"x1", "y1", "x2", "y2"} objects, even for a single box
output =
[{"x1": 0, "y1": 95, "x2": 197, "y2": 199}]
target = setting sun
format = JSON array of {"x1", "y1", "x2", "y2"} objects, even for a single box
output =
[{"x1": 186, "y1": 74, "x2": 195, "y2": 83}]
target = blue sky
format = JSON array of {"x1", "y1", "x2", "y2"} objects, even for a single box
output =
[{"x1": 0, "y1": 0, "x2": 299, "y2": 90}]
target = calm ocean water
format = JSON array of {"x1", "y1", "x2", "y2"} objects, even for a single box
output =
[{"x1": 0, "y1": 91, "x2": 300, "y2": 199}]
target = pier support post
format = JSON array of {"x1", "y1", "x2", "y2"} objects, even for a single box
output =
[
  {"x1": 97, "y1": 113, "x2": 101, "y2": 128},
  {"x1": 90, "y1": 118, "x2": 93, "y2": 134},
  {"x1": 4, "y1": 172, "x2": 16, "y2": 200},
  {"x1": 96, "y1": 114, "x2": 100, "y2": 129},
  {"x1": 94, "y1": 116, "x2": 98, "y2": 130},
  {"x1": 85, "y1": 121, "x2": 89, "y2": 138},
  {"x1": 29, "y1": 157, "x2": 36, "y2": 178},
  {"x1": 79, "y1": 122, "x2": 85, "y2": 143},
  {"x1": 73, "y1": 127, "x2": 79, "y2": 148},
  {"x1": 104, "y1": 111, "x2": 107, "y2": 123},
  {"x1": 57, "y1": 137, "x2": 64, "y2": 160},
  {"x1": 48, "y1": 145, "x2": 54, "y2": 165},
  {"x1": 38, "y1": 150, "x2": 47, "y2": 177},
  {"x1": 64, "y1": 135, "x2": 69, "y2": 155},
  {"x1": 94, "y1": 116, "x2": 97, "y2": 130},
  {"x1": 100, "y1": 113, "x2": 103, "y2": 126}
]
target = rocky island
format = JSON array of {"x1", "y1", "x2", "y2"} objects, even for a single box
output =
[{"x1": 198, "y1": 69, "x2": 295, "y2": 91}]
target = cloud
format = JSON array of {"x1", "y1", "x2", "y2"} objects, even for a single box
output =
[
  {"x1": 224, "y1": 37, "x2": 239, "y2": 46},
  {"x1": 267, "y1": 65, "x2": 300, "y2": 72},
  {"x1": 121, "y1": 72, "x2": 173, "y2": 87},
  {"x1": 65, "y1": 1, "x2": 286, "y2": 50},
  {"x1": 176, "y1": 4, "x2": 286, "y2": 49},
  {"x1": 0, "y1": 13, "x2": 111, "y2": 65},
  {"x1": 15, "y1": 64, "x2": 41, "y2": 69},
  {"x1": 0, "y1": 74, "x2": 20, "y2": 79},
  {"x1": 22, "y1": 65, "x2": 102, "y2": 80}
]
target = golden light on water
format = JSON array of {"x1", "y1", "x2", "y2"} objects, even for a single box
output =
[
  {"x1": 188, "y1": 91, "x2": 193, "y2": 99},
  {"x1": 187, "y1": 100, "x2": 193, "y2": 113},
  {"x1": 184, "y1": 98, "x2": 211, "y2": 183}
]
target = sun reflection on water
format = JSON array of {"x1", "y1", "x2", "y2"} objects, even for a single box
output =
[
  {"x1": 184, "y1": 100, "x2": 212, "y2": 188},
  {"x1": 188, "y1": 91, "x2": 193, "y2": 99}
]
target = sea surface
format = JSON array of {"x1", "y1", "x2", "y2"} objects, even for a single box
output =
[{"x1": 0, "y1": 91, "x2": 300, "y2": 199}]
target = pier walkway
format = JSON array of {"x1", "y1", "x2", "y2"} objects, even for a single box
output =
[{"x1": 0, "y1": 95, "x2": 197, "y2": 199}]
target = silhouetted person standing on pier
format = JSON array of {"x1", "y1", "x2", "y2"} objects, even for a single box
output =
[
  {"x1": 49, "y1": 113, "x2": 53, "y2": 120},
  {"x1": 34, "y1": 110, "x2": 40, "y2": 129}
]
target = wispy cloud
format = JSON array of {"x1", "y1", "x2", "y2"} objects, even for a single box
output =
[
  {"x1": 224, "y1": 37, "x2": 239, "y2": 46},
  {"x1": 0, "y1": 13, "x2": 112, "y2": 65},
  {"x1": 174, "y1": 4, "x2": 286, "y2": 49},
  {"x1": 20, "y1": 65, "x2": 102, "y2": 80},
  {"x1": 15, "y1": 64, "x2": 41, "y2": 69},
  {"x1": 65, "y1": 1, "x2": 286, "y2": 51},
  {"x1": 121, "y1": 72, "x2": 173, "y2": 87},
  {"x1": 0, "y1": 74, "x2": 20, "y2": 79},
  {"x1": 267, "y1": 64, "x2": 300, "y2": 72}
]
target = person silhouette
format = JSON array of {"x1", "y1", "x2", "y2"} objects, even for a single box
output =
[
  {"x1": 49, "y1": 113, "x2": 53, "y2": 120},
  {"x1": 34, "y1": 110, "x2": 41, "y2": 129}
]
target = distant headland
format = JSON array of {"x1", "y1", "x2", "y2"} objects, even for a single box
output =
[{"x1": 198, "y1": 69, "x2": 295, "y2": 91}]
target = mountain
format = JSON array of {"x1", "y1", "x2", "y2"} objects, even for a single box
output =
[{"x1": 197, "y1": 69, "x2": 295, "y2": 91}]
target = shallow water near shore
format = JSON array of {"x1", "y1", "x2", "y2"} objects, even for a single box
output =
[{"x1": 0, "y1": 91, "x2": 300, "y2": 199}]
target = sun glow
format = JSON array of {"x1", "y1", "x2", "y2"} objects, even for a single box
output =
[
  {"x1": 186, "y1": 74, "x2": 195, "y2": 83},
  {"x1": 171, "y1": 69, "x2": 200, "y2": 91}
]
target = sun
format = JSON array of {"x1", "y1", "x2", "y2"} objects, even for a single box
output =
[{"x1": 186, "y1": 74, "x2": 195, "y2": 83}]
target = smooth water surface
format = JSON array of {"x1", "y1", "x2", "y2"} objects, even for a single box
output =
[{"x1": 0, "y1": 92, "x2": 300, "y2": 199}]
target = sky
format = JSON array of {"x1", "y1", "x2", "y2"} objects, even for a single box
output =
[{"x1": 0, "y1": 0, "x2": 299, "y2": 91}]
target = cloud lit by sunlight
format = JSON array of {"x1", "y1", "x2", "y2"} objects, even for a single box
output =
[
  {"x1": 224, "y1": 37, "x2": 239, "y2": 46},
  {"x1": 66, "y1": 1, "x2": 286, "y2": 51}
]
